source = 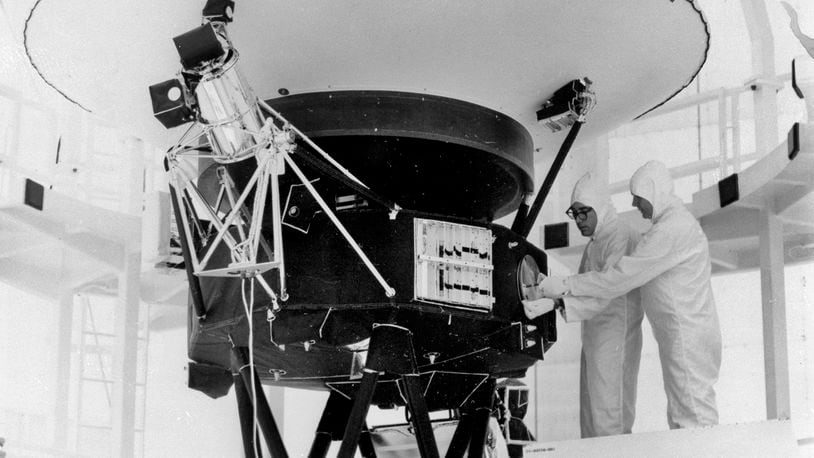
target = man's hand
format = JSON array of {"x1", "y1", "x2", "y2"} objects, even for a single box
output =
[
  {"x1": 522, "y1": 297, "x2": 556, "y2": 319},
  {"x1": 537, "y1": 273, "x2": 570, "y2": 298}
]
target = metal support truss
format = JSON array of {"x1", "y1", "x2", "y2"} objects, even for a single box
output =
[{"x1": 165, "y1": 106, "x2": 396, "y2": 307}]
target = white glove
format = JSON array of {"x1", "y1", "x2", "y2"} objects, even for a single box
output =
[
  {"x1": 522, "y1": 297, "x2": 556, "y2": 319},
  {"x1": 537, "y1": 274, "x2": 569, "y2": 298}
]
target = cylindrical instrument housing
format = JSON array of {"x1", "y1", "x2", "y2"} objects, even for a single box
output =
[{"x1": 195, "y1": 51, "x2": 265, "y2": 163}]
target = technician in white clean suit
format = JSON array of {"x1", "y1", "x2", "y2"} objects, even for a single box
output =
[
  {"x1": 538, "y1": 160, "x2": 722, "y2": 429},
  {"x1": 527, "y1": 172, "x2": 644, "y2": 437}
]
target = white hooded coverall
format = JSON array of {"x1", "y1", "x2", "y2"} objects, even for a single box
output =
[
  {"x1": 563, "y1": 173, "x2": 644, "y2": 438},
  {"x1": 565, "y1": 161, "x2": 722, "y2": 429}
]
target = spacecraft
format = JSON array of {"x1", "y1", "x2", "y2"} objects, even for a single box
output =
[{"x1": 140, "y1": 0, "x2": 708, "y2": 456}]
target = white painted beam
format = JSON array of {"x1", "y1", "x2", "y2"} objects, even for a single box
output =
[
  {"x1": 740, "y1": 0, "x2": 779, "y2": 157},
  {"x1": 54, "y1": 288, "x2": 74, "y2": 450},
  {"x1": 758, "y1": 201, "x2": 791, "y2": 420},
  {"x1": 110, "y1": 243, "x2": 141, "y2": 457}
]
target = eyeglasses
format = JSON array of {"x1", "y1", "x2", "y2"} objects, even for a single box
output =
[{"x1": 565, "y1": 207, "x2": 593, "y2": 222}]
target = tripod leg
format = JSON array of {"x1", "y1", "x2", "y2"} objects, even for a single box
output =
[
  {"x1": 338, "y1": 369, "x2": 380, "y2": 458},
  {"x1": 233, "y1": 347, "x2": 289, "y2": 458},
  {"x1": 445, "y1": 413, "x2": 472, "y2": 458},
  {"x1": 467, "y1": 407, "x2": 492, "y2": 458},
  {"x1": 234, "y1": 372, "x2": 263, "y2": 458},
  {"x1": 466, "y1": 379, "x2": 496, "y2": 458},
  {"x1": 401, "y1": 374, "x2": 439, "y2": 458},
  {"x1": 308, "y1": 390, "x2": 353, "y2": 458}
]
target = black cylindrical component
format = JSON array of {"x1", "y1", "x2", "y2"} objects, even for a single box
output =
[{"x1": 265, "y1": 91, "x2": 534, "y2": 221}]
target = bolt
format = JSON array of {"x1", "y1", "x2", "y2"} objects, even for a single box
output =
[{"x1": 269, "y1": 369, "x2": 286, "y2": 381}]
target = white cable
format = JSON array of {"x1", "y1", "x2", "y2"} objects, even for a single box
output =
[{"x1": 242, "y1": 277, "x2": 260, "y2": 458}]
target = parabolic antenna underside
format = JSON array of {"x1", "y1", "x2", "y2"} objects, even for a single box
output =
[{"x1": 18, "y1": 0, "x2": 708, "y2": 158}]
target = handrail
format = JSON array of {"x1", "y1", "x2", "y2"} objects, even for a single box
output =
[
  {"x1": 637, "y1": 72, "x2": 791, "y2": 121},
  {"x1": 0, "y1": 82, "x2": 156, "y2": 216},
  {"x1": 608, "y1": 152, "x2": 764, "y2": 195},
  {"x1": 608, "y1": 72, "x2": 797, "y2": 198}
]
